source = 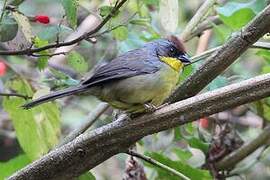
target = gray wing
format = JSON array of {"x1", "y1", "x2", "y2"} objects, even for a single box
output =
[{"x1": 81, "y1": 49, "x2": 160, "y2": 86}]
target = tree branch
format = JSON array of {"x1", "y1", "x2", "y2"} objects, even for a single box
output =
[
  {"x1": 215, "y1": 125, "x2": 270, "y2": 170},
  {"x1": 184, "y1": 16, "x2": 222, "y2": 42},
  {"x1": 9, "y1": 73, "x2": 270, "y2": 179},
  {"x1": 0, "y1": 0, "x2": 128, "y2": 56},
  {"x1": 0, "y1": 92, "x2": 31, "y2": 99},
  {"x1": 127, "y1": 150, "x2": 190, "y2": 180},
  {"x1": 180, "y1": 0, "x2": 217, "y2": 41},
  {"x1": 168, "y1": 4, "x2": 270, "y2": 103}
]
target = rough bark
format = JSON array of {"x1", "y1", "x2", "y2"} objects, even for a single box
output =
[{"x1": 9, "y1": 73, "x2": 270, "y2": 180}]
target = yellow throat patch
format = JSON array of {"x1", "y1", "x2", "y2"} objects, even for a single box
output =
[{"x1": 159, "y1": 56, "x2": 184, "y2": 71}]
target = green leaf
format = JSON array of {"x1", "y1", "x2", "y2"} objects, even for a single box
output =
[
  {"x1": 112, "y1": 26, "x2": 128, "y2": 41},
  {"x1": 130, "y1": 18, "x2": 151, "y2": 26},
  {"x1": 3, "y1": 78, "x2": 61, "y2": 160},
  {"x1": 256, "y1": 49, "x2": 270, "y2": 63},
  {"x1": 262, "y1": 66, "x2": 270, "y2": 74},
  {"x1": 0, "y1": 14, "x2": 18, "y2": 42},
  {"x1": 143, "y1": 0, "x2": 159, "y2": 6},
  {"x1": 12, "y1": 11, "x2": 33, "y2": 42},
  {"x1": 217, "y1": 0, "x2": 266, "y2": 30},
  {"x1": 185, "y1": 137, "x2": 209, "y2": 154},
  {"x1": 37, "y1": 25, "x2": 72, "y2": 42},
  {"x1": 179, "y1": 65, "x2": 193, "y2": 82},
  {"x1": 67, "y1": 51, "x2": 88, "y2": 73},
  {"x1": 0, "y1": 154, "x2": 31, "y2": 179},
  {"x1": 145, "y1": 152, "x2": 211, "y2": 180},
  {"x1": 33, "y1": 37, "x2": 49, "y2": 70},
  {"x1": 78, "y1": 172, "x2": 96, "y2": 180},
  {"x1": 61, "y1": 0, "x2": 78, "y2": 28},
  {"x1": 174, "y1": 127, "x2": 182, "y2": 141},
  {"x1": 172, "y1": 148, "x2": 192, "y2": 162},
  {"x1": 99, "y1": 5, "x2": 113, "y2": 18},
  {"x1": 212, "y1": 24, "x2": 232, "y2": 43}
]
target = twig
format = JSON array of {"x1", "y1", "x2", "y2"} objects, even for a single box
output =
[
  {"x1": 168, "y1": 4, "x2": 270, "y2": 102},
  {"x1": 189, "y1": 41, "x2": 270, "y2": 65},
  {"x1": 127, "y1": 150, "x2": 190, "y2": 180},
  {"x1": 0, "y1": 0, "x2": 128, "y2": 56},
  {"x1": 31, "y1": 52, "x2": 66, "y2": 57},
  {"x1": 0, "y1": 92, "x2": 31, "y2": 99},
  {"x1": 215, "y1": 126, "x2": 270, "y2": 170},
  {"x1": 180, "y1": 0, "x2": 217, "y2": 41},
  {"x1": 184, "y1": 16, "x2": 222, "y2": 42},
  {"x1": 58, "y1": 103, "x2": 110, "y2": 147},
  {"x1": 8, "y1": 73, "x2": 270, "y2": 179},
  {"x1": 0, "y1": 0, "x2": 8, "y2": 23}
]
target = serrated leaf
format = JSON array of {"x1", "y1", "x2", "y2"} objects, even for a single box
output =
[
  {"x1": 217, "y1": 0, "x2": 266, "y2": 30},
  {"x1": 159, "y1": 0, "x2": 178, "y2": 33},
  {"x1": 0, "y1": 154, "x2": 31, "y2": 179},
  {"x1": 12, "y1": 11, "x2": 33, "y2": 42},
  {"x1": 0, "y1": 14, "x2": 18, "y2": 42},
  {"x1": 112, "y1": 26, "x2": 128, "y2": 41},
  {"x1": 61, "y1": 0, "x2": 78, "y2": 28},
  {"x1": 145, "y1": 152, "x2": 211, "y2": 180},
  {"x1": 3, "y1": 78, "x2": 61, "y2": 160},
  {"x1": 67, "y1": 51, "x2": 88, "y2": 73}
]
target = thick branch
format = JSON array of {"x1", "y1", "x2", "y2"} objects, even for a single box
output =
[
  {"x1": 9, "y1": 73, "x2": 270, "y2": 179},
  {"x1": 168, "y1": 4, "x2": 270, "y2": 103},
  {"x1": 215, "y1": 125, "x2": 270, "y2": 170},
  {"x1": 0, "y1": 0, "x2": 128, "y2": 56}
]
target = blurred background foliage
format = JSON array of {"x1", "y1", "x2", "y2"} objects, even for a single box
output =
[{"x1": 0, "y1": 0, "x2": 270, "y2": 179}]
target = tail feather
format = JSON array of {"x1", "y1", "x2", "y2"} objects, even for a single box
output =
[{"x1": 22, "y1": 86, "x2": 88, "y2": 109}]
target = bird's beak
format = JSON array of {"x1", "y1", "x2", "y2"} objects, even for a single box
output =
[{"x1": 178, "y1": 53, "x2": 191, "y2": 65}]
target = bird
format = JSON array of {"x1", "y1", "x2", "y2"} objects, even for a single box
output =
[{"x1": 22, "y1": 36, "x2": 190, "y2": 114}]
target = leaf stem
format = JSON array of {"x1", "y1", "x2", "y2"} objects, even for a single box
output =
[{"x1": 127, "y1": 150, "x2": 191, "y2": 180}]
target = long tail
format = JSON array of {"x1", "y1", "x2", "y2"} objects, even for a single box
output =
[{"x1": 22, "y1": 86, "x2": 88, "y2": 109}]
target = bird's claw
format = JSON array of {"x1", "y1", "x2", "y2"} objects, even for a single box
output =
[{"x1": 144, "y1": 103, "x2": 169, "y2": 112}]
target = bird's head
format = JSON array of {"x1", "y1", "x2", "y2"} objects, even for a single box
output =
[{"x1": 151, "y1": 36, "x2": 190, "y2": 71}]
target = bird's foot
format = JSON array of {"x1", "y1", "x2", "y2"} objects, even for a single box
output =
[{"x1": 144, "y1": 103, "x2": 169, "y2": 112}]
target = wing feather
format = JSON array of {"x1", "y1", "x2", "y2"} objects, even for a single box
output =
[{"x1": 81, "y1": 49, "x2": 160, "y2": 86}]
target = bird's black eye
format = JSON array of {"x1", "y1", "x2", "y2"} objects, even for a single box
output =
[{"x1": 169, "y1": 46, "x2": 177, "y2": 56}]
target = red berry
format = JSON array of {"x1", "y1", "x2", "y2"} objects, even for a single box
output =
[
  {"x1": 0, "y1": 61, "x2": 7, "y2": 76},
  {"x1": 199, "y1": 118, "x2": 209, "y2": 129},
  {"x1": 34, "y1": 15, "x2": 50, "y2": 24}
]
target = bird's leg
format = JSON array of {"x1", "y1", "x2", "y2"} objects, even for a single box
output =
[{"x1": 143, "y1": 103, "x2": 169, "y2": 112}]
